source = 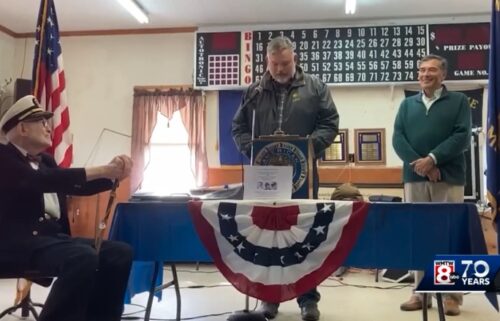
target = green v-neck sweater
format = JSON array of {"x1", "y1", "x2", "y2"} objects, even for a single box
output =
[{"x1": 392, "y1": 87, "x2": 472, "y2": 185}]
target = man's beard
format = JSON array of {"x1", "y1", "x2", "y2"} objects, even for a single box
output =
[
  {"x1": 274, "y1": 75, "x2": 291, "y2": 84},
  {"x1": 272, "y1": 67, "x2": 296, "y2": 84}
]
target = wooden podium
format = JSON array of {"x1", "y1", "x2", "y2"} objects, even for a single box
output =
[{"x1": 252, "y1": 135, "x2": 313, "y2": 199}]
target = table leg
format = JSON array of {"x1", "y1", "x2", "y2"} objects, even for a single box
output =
[
  {"x1": 171, "y1": 264, "x2": 181, "y2": 321},
  {"x1": 422, "y1": 293, "x2": 428, "y2": 321},
  {"x1": 145, "y1": 261, "x2": 160, "y2": 321},
  {"x1": 436, "y1": 293, "x2": 446, "y2": 321}
]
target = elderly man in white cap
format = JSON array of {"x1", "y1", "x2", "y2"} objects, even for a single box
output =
[{"x1": 0, "y1": 95, "x2": 134, "y2": 321}]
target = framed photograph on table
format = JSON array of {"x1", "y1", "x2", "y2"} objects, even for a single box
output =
[
  {"x1": 320, "y1": 129, "x2": 348, "y2": 165},
  {"x1": 354, "y1": 128, "x2": 386, "y2": 165}
]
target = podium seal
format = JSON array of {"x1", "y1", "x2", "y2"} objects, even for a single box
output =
[{"x1": 254, "y1": 141, "x2": 308, "y2": 192}]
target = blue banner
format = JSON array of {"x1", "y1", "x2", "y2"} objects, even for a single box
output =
[
  {"x1": 417, "y1": 254, "x2": 499, "y2": 310},
  {"x1": 487, "y1": 0, "x2": 500, "y2": 229},
  {"x1": 218, "y1": 90, "x2": 249, "y2": 165},
  {"x1": 417, "y1": 255, "x2": 500, "y2": 293}
]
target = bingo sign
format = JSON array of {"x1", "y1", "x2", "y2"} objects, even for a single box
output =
[
  {"x1": 195, "y1": 31, "x2": 253, "y2": 88},
  {"x1": 428, "y1": 23, "x2": 490, "y2": 80},
  {"x1": 194, "y1": 22, "x2": 490, "y2": 89},
  {"x1": 417, "y1": 255, "x2": 500, "y2": 293}
]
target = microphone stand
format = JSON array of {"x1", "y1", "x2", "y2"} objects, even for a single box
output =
[
  {"x1": 239, "y1": 85, "x2": 261, "y2": 165},
  {"x1": 227, "y1": 295, "x2": 266, "y2": 321},
  {"x1": 250, "y1": 108, "x2": 256, "y2": 164},
  {"x1": 227, "y1": 87, "x2": 267, "y2": 321}
]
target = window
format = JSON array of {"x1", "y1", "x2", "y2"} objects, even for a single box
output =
[{"x1": 139, "y1": 111, "x2": 195, "y2": 195}]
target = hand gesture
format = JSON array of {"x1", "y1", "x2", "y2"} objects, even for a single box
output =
[
  {"x1": 426, "y1": 167, "x2": 441, "y2": 182},
  {"x1": 410, "y1": 156, "x2": 435, "y2": 177},
  {"x1": 108, "y1": 155, "x2": 133, "y2": 181}
]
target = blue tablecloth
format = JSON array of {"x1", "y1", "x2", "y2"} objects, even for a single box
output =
[
  {"x1": 109, "y1": 201, "x2": 487, "y2": 301},
  {"x1": 110, "y1": 202, "x2": 211, "y2": 262},
  {"x1": 346, "y1": 202, "x2": 486, "y2": 269}
]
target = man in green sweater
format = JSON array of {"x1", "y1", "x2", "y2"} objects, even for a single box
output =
[{"x1": 393, "y1": 54, "x2": 472, "y2": 316}]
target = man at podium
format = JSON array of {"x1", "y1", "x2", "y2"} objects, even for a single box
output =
[{"x1": 232, "y1": 36, "x2": 339, "y2": 321}]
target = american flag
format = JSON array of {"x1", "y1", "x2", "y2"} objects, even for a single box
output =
[
  {"x1": 188, "y1": 200, "x2": 369, "y2": 302},
  {"x1": 33, "y1": 0, "x2": 72, "y2": 167}
]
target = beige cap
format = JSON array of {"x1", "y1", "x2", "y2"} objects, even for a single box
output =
[
  {"x1": 330, "y1": 183, "x2": 364, "y2": 201},
  {"x1": 0, "y1": 95, "x2": 53, "y2": 134}
]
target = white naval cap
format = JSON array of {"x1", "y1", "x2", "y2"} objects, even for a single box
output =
[{"x1": 0, "y1": 95, "x2": 53, "y2": 134}]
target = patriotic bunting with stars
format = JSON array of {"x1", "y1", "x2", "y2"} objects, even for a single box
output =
[{"x1": 188, "y1": 200, "x2": 370, "y2": 302}]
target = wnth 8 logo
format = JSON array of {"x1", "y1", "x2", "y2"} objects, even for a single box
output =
[
  {"x1": 434, "y1": 259, "x2": 491, "y2": 286},
  {"x1": 418, "y1": 255, "x2": 500, "y2": 293},
  {"x1": 434, "y1": 260, "x2": 458, "y2": 285}
]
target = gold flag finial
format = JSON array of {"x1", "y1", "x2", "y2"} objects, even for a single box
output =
[{"x1": 496, "y1": 0, "x2": 500, "y2": 11}]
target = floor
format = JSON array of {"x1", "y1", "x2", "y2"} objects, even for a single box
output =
[{"x1": 0, "y1": 265, "x2": 498, "y2": 321}]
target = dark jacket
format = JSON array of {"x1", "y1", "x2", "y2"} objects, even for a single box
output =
[
  {"x1": 232, "y1": 66, "x2": 339, "y2": 158},
  {"x1": 0, "y1": 143, "x2": 113, "y2": 267}
]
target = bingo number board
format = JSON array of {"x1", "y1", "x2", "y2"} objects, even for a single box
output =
[{"x1": 194, "y1": 22, "x2": 490, "y2": 89}]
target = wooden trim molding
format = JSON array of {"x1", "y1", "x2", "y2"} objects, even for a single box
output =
[
  {"x1": 134, "y1": 84, "x2": 193, "y2": 91},
  {"x1": 318, "y1": 166, "x2": 402, "y2": 185},
  {"x1": 1, "y1": 25, "x2": 197, "y2": 38},
  {"x1": 0, "y1": 24, "x2": 16, "y2": 37},
  {"x1": 207, "y1": 166, "x2": 243, "y2": 186},
  {"x1": 206, "y1": 166, "x2": 403, "y2": 187},
  {"x1": 58, "y1": 27, "x2": 197, "y2": 38}
]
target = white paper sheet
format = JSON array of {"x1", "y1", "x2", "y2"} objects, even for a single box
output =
[{"x1": 243, "y1": 165, "x2": 293, "y2": 200}]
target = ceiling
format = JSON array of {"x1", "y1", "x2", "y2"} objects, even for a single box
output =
[{"x1": 0, "y1": 0, "x2": 492, "y2": 35}]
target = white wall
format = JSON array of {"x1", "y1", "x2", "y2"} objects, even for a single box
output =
[
  {"x1": 0, "y1": 32, "x2": 15, "y2": 80},
  {"x1": 1, "y1": 29, "x2": 489, "y2": 170},
  {"x1": 332, "y1": 85, "x2": 405, "y2": 166},
  {"x1": 12, "y1": 33, "x2": 195, "y2": 166},
  {"x1": 205, "y1": 91, "x2": 220, "y2": 167},
  {"x1": 0, "y1": 32, "x2": 16, "y2": 114}
]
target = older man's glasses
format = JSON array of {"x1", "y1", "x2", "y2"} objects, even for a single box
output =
[{"x1": 23, "y1": 118, "x2": 50, "y2": 128}]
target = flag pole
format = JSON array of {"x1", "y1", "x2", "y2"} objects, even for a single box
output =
[{"x1": 33, "y1": 0, "x2": 48, "y2": 98}]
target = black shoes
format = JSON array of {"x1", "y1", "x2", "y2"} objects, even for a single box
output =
[
  {"x1": 258, "y1": 302, "x2": 279, "y2": 319},
  {"x1": 258, "y1": 300, "x2": 320, "y2": 321},
  {"x1": 300, "y1": 301, "x2": 320, "y2": 321}
]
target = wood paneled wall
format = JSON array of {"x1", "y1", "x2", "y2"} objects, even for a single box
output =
[
  {"x1": 67, "y1": 178, "x2": 131, "y2": 238},
  {"x1": 206, "y1": 166, "x2": 402, "y2": 187}
]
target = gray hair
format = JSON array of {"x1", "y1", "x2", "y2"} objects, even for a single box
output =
[
  {"x1": 420, "y1": 54, "x2": 448, "y2": 75},
  {"x1": 266, "y1": 36, "x2": 294, "y2": 54},
  {"x1": 4, "y1": 129, "x2": 15, "y2": 142}
]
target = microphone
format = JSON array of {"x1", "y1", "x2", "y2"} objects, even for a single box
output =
[
  {"x1": 251, "y1": 85, "x2": 263, "y2": 98},
  {"x1": 240, "y1": 85, "x2": 262, "y2": 110},
  {"x1": 246, "y1": 85, "x2": 262, "y2": 165}
]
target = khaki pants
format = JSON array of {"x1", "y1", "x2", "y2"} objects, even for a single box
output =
[{"x1": 405, "y1": 181, "x2": 464, "y2": 304}]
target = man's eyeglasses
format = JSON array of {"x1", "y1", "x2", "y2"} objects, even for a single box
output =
[{"x1": 23, "y1": 119, "x2": 50, "y2": 128}]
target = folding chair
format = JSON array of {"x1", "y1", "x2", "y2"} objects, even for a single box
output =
[{"x1": 0, "y1": 269, "x2": 51, "y2": 321}]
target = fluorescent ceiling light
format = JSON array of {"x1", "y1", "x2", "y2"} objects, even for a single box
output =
[
  {"x1": 117, "y1": 0, "x2": 149, "y2": 24},
  {"x1": 345, "y1": 0, "x2": 356, "y2": 14}
]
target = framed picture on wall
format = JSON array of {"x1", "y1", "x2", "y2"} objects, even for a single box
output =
[
  {"x1": 354, "y1": 128, "x2": 386, "y2": 165},
  {"x1": 320, "y1": 129, "x2": 348, "y2": 165}
]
